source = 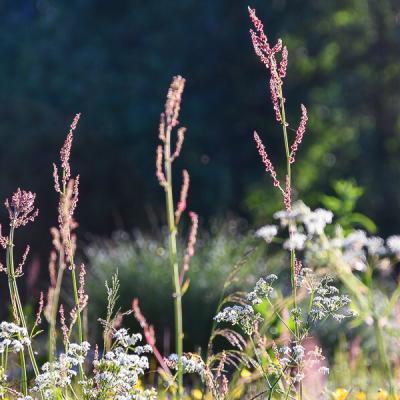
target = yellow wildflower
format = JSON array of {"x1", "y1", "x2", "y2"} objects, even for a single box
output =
[
  {"x1": 355, "y1": 392, "x2": 366, "y2": 400},
  {"x1": 230, "y1": 385, "x2": 244, "y2": 399},
  {"x1": 191, "y1": 388, "x2": 203, "y2": 399},
  {"x1": 333, "y1": 388, "x2": 348, "y2": 400},
  {"x1": 377, "y1": 390, "x2": 388, "y2": 400},
  {"x1": 240, "y1": 369, "x2": 252, "y2": 378}
]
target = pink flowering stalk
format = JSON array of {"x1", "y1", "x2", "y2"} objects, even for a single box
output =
[
  {"x1": 47, "y1": 114, "x2": 86, "y2": 382},
  {"x1": 248, "y1": 6, "x2": 309, "y2": 396},
  {"x1": 1, "y1": 188, "x2": 41, "y2": 394},
  {"x1": 155, "y1": 75, "x2": 198, "y2": 398}
]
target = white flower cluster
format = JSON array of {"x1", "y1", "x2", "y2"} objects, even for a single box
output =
[
  {"x1": 277, "y1": 343, "x2": 305, "y2": 366},
  {"x1": 32, "y1": 342, "x2": 90, "y2": 399},
  {"x1": 273, "y1": 201, "x2": 311, "y2": 228},
  {"x1": 246, "y1": 274, "x2": 277, "y2": 304},
  {"x1": 166, "y1": 353, "x2": 205, "y2": 378},
  {"x1": 113, "y1": 329, "x2": 143, "y2": 348},
  {"x1": 309, "y1": 277, "x2": 352, "y2": 322},
  {"x1": 83, "y1": 329, "x2": 156, "y2": 400},
  {"x1": 387, "y1": 235, "x2": 400, "y2": 255},
  {"x1": 283, "y1": 232, "x2": 307, "y2": 251},
  {"x1": 255, "y1": 225, "x2": 278, "y2": 243},
  {"x1": 257, "y1": 202, "x2": 333, "y2": 251},
  {"x1": 214, "y1": 305, "x2": 262, "y2": 335},
  {"x1": 0, "y1": 321, "x2": 31, "y2": 354}
]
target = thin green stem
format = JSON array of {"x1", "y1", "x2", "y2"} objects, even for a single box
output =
[
  {"x1": 48, "y1": 256, "x2": 65, "y2": 362},
  {"x1": 61, "y1": 179, "x2": 85, "y2": 381},
  {"x1": 6, "y1": 227, "x2": 40, "y2": 377},
  {"x1": 249, "y1": 336, "x2": 272, "y2": 390},
  {"x1": 19, "y1": 351, "x2": 27, "y2": 395},
  {"x1": 277, "y1": 67, "x2": 302, "y2": 398},
  {"x1": 164, "y1": 125, "x2": 184, "y2": 398}
]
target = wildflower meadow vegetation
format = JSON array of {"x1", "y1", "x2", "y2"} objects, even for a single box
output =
[{"x1": 1, "y1": 6, "x2": 400, "y2": 400}]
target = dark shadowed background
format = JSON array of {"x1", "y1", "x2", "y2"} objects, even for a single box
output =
[{"x1": 0, "y1": 0, "x2": 399, "y2": 338}]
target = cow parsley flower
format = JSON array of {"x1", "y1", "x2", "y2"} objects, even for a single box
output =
[
  {"x1": 283, "y1": 232, "x2": 307, "y2": 250},
  {"x1": 302, "y1": 208, "x2": 333, "y2": 235},
  {"x1": 366, "y1": 236, "x2": 385, "y2": 256},
  {"x1": 0, "y1": 322, "x2": 31, "y2": 354},
  {"x1": 82, "y1": 332, "x2": 156, "y2": 400},
  {"x1": 387, "y1": 235, "x2": 400, "y2": 255},
  {"x1": 214, "y1": 305, "x2": 262, "y2": 335},
  {"x1": 309, "y1": 277, "x2": 352, "y2": 323},
  {"x1": 255, "y1": 225, "x2": 278, "y2": 243},
  {"x1": 113, "y1": 329, "x2": 142, "y2": 348},
  {"x1": 274, "y1": 201, "x2": 311, "y2": 227},
  {"x1": 246, "y1": 275, "x2": 277, "y2": 304},
  {"x1": 166, "y1": 353, "x2": 205, "y2": 378}
]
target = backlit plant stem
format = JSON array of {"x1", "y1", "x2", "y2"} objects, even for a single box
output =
[
  {"x1": 6, "y1": 227, "x2": 40, "y2": 391},
  {"x1": 276, "y1": 65, "x2": 303, "y2": 399},
  {"x1": 62, "y1": 177, "x2": 85, "y2": 381},
  {"x1": 164, "y1": 124, "x2": 184, "y2": 398},
  {"x1": 275, "y1": 73, "x2": 301, "y2": 344},
  {"x1": 48, "y1": 257, "x2": 65, "y2": 362}
]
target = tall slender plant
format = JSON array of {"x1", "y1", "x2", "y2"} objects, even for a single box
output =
[{"x1": 156, "y1": 75, "x2": 198, "y2": 398}]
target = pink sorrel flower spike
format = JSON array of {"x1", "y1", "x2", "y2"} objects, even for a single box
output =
[
  {"x1": 60, "y1": 113, "x2": 81, "y2": 186},
  {"x1": 180, "y1": 211, "x2": 198, "y2": 284},
  {"x1": 253, "y1": 131, "x2": 281, "y2": 188},
  {"x1": 290, "y1": 104, "x2": 308, "y2": 164},
  {"x1": 5, "y1": 188, "x2": 39, "y2": 229},
  {"x1": 294, "y1": 258, "x2": 303, "y2": 287},
  {"x1": 279, "y1": 46, "x2": 288, "y2": 78},
  {"x1": 175, "y1": 169, "x2": 190, "y2": 222},
  {"x1": 35, "y1": 291, "x2": 44, "y2": 325},
  {"x1": 283, "y1": 175, "x2": 291, "y2": 211},
  {"x1": 165, "y1": 75, "x2": 185, "y2": 128},
  {"x1": 248, "y1": 7, "x2": 270, "y2": 57},
  {"x1": 270, "y1": 73, "x2": 282, "y2": 122},
  {"x1": 156, "y1": 145, "x2": 167, "y2": 187},
  {"x1": 170, "y1": 127, "x2": 186, "y2": 162}
]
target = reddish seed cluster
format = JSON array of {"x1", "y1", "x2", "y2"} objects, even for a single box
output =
[
  {"x1": 156, "y1": 76, "x2": 187, "y2": 188},
  {"x1": 290, "y1": 104, "x2": 308, "y2": 164},
  {"x1": 16, "y1": 245, "x2": 30, "y2": 276},
  {"x1": 0, "y1": 225, "x2": 8, "y2": 249},
  {"x1": 294, "y1": 258, "x2": 303, "y2": 287},
  {"x1": 283, "y1": 175, "x2": 292, "y2": 211},
  {"x1": 175, "y1": 170, "x2": 190, "y2": 222},
  {"x1": 170, "y1": 127, "x2": 186, "y2": 162},
  {"x1": 269, "y1": 73, "x2": 282, "y2": 122},
  {"x1": 35, "y1": 291, "x2": 44, "y2": 325},
  {"x1": 5, "y1": 188, "x2": 39, "y2": 229},
  {"x1": 78, "y1": 263, "x2": 88, "y2": 311},
  {"x1": 181, "y1": 211, "x2": 199, "y2": 284},
  {"x1": 165, "y1": 75, "x2": 185, "y2": 128},
  {"x1": 60, "y1": 113, "x2": 81, "y2": 187},
  {"x1": 132, "y1": 298, "x2": 173, "y2": 378},
  {"x1": 279, "y1": 46, "x2": 288, "y2": 78},
  {"x1": 59, "y1": 304, "x2": 69, "y2": 343},
  {"x1": 248, "y1": 7, "x2": 288, "y2": 123},
  {"x1": 253, "y1": 132, "x2": 281, "y2": 188},
  {"x1": 156, "y1": 145, "x2": 167, "y2": 187}
]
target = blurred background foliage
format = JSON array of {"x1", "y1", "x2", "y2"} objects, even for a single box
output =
[{"x1": 0, "y1": 0, "x2": 400, "y2": 354}]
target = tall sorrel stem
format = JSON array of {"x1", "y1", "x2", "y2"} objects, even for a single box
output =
[
  {"x1": 249, "y1": 7, "x2": 308, "y2": 398},
  {"x1": 3, "y1": 189, "x2": 41, "y2": 393},
  {"x1": 164, "y1": 131, "x2": 184, "y2": 397},
  {"x1": 156, "y1": 76, "x2": 198, "y2": 398},
  {"x1": 51, "y1": 113, "x2": 85, "y2": 380}
]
